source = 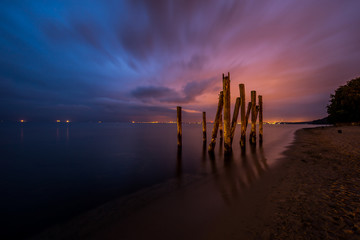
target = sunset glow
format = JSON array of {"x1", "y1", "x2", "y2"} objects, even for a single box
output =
[{"x1": 1, "y1": 1, "x2": 360, "y2": 122}]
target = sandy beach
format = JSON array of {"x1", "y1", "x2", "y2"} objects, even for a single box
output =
[
  {"x1": 264, "y1": 126, "x2": 360, "y2": 239},
  {"x1": 31, "y1": 126, "x2": 360, "y2": 240}
]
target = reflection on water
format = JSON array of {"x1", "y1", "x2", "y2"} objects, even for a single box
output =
[
  {"x1": 218, "y1": 138, "x2": 223, "y2": 156},
  {"x1": 20, "y1": 125, "x2": 24, "y2": 142},
  {"x1": 66, "y1": 125, "x2": 70, "y2": 141},
  {"x1": 0, "y1": 122, "x2": 313, "y2": 239},
  {"x1": 197, "y1": 142, "x2": 269, "y2": 205},
  {"x1": 176, "y1": 145, "x2": 182, "y2": 185},
  {"x1": 56, "y1": 126, "x2": 59, "y2": 140}
]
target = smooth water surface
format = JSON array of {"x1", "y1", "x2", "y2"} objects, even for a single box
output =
[{"x1": 0, "y1": 122, "x2": 315, "y2": 238}]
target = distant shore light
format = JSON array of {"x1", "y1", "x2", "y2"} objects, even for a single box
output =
[
  {"x1": 20, "y1": 119, "x2": 25, "y2": 123},
  {"x1": 98, "y1": 121, "x2": 102, "y2": 123},
  {"x1": 56, "y1": 120, "x2": 61, "y2": 123},
  {"x1": 66, "y1": 120, "x2": 70, "y2": 123}
]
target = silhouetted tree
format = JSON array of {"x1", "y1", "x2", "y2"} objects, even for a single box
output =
[{"x1": 327, "y1": 77, "x2": 360, "y2": 123}]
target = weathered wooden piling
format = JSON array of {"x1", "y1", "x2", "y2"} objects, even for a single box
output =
[
  {"x1": 219, "y1": 112, "x2": 223, "y2": 141},
  {"x1": 177, "y1": 106, "x2": 182, "y2": 146},
  {"x1": 255, "y1": 105, "x2": 259, "y2": 122},
  {"x1": 223, "y1": 73, "x2": 231, "y2": 153},
  {"x1": 239, "y1": 84, "x2": 246, "y2": 147},
  {"x1": 259, "y1": 95, "x2": 263, "y2": 143},
  {"x1": 250, "y1": 91, "x2": 257, "y2": 144},
  {"x1": 208, "y1": 91, "x2": 224, "y2": 152},
  {"x1": 245, "y1": 102, "x2": 252, "y2": 130},
  {"x1": 202, "y1": 112, "x2": 207, "y2": 142},
  {"x1": 230, "y1": 97, "x2": 240, "y2": 143}
]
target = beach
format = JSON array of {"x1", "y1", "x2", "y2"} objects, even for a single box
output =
[
  {"x1": 264, "y1": 126, "x2": 360, "y2": 239},
  {"x1": 3, "y1": 1, "x2": 360, "y2": 239},
  {"x1": 31, "y1": 126, "x2": 360, "y2": 239}
]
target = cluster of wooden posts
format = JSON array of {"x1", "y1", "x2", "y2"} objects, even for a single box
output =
[{"x1": 177, "y1": 72, "x2": 263, "y2": 154}]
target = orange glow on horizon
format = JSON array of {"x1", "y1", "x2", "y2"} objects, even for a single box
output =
[
  {"x1": 131, "y1": 121, "x2": 178, "y2": 124},
  {"x1": 169, "y1": 107, "x2": 201, "y2": 114},
  {"x1": 129, "y1": 118, "x2": 315, "y2": 124}
]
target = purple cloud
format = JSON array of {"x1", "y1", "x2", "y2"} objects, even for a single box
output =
[{"x1": 0, "y1": 0, "x2": 360, "y2": 122}]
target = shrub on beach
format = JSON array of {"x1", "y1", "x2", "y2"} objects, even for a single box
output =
[{"x1": 327, "y1": 77, "x2": 360, "y2": 124}]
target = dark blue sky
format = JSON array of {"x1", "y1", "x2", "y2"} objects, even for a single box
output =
[{"x1": 1, "y1": 0, "x2": 360, "y2": 122}]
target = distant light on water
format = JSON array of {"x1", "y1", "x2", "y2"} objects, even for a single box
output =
[
  {"x1": 131, "y1": 121, "x2": 177, "y2": 124},
  {"x1": 131, "y1": 121, "x2": 159, "y2": 123},
  {"x1": 66, "y1": 120, "x2": 70, "y2": 123},
  {"x1": 56, "y1": 120, "x2": 61, "y2": 123},
  {"x1": 20, "y1": 120, "x2": 25, "y2": 123}
]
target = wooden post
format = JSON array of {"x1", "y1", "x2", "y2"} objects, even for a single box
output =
[
  {"x1": 219, "y1": 112, "x2": 223, "y2": 141},
  {"x1": 223, "y1": 72, "x2": 231, "y2": 153},
  {"x1": 250, "y1": 91, "x2": 256, "y2": 144},
  {"x1": 239, "y1": 84, "x2": 246, "y2": 147},
  {"x1": 259, "y1": 95, "x2": 263, "y2": 143},
  {"x1": 245, "y1": 102, "x2": 252, "y2": 130},
  {"x1": 230, "y1": 97, "x2": 240, "y2": 143},
  {"x1": 208, "y1": 91, "x2": 224, "y2": 152},
  {"x1": 255, "y1": 106, "x2": 259, "y2": 122},
  {"x1": 177, "y1": 106, "x2": 182, "y2": 146},
  {"x1": 202, "y1": 112, "x2": 207, "y2": 142}
]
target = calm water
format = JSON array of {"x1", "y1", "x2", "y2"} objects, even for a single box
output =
[{"x1": 0, "y1": 122, "x2": 316, "y2": 238}]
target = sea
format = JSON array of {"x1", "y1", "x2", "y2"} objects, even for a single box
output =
[{"x1": 0, "y1": 122, "x2": 319, "y2": 239}]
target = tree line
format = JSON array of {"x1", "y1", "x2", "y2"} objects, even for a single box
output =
[{"x1": 327, "y1": 77, "x2": 360, "y2": 124}]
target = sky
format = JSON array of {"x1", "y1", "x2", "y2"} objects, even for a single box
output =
[{"x1": 1, "y1": 0, "x2": 360, "y2": 123}]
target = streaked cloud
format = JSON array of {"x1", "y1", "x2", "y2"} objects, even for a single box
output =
[{"x1": 0, "y1": 0, "x2": 359, "y2": 122}]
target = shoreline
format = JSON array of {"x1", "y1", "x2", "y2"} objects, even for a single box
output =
[
  {"x1": 263, "y1": 125, "x2": 360, "y2": 239},
  {"x1": 31, "y1": 126, "x2": 360, "y2": 239}
]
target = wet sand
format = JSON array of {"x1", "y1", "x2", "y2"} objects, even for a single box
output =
[{"x1": 31, "y1": 126, "x2": 360, "y2": 239}]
